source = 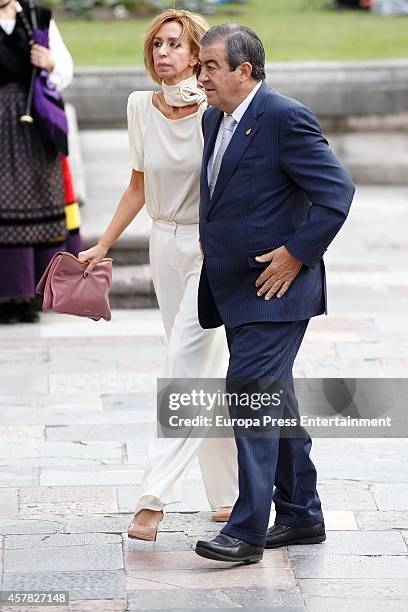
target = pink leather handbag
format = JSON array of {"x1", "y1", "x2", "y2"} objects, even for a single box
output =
[{"x1": 36, "y1": 252, "x2": 113, "y2": 321}]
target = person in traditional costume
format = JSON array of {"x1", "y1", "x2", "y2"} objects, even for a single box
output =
[{"x1": 0, "y1": 0, "x2": 82, "y2": 323}]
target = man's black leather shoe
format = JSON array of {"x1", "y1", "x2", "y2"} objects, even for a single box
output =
[
  {"x1": 195, "y1": 533, "x2": 263, "y2": 563},
  {"x1": 265, "y1": 522, "x2": 326, "y2": 548}
]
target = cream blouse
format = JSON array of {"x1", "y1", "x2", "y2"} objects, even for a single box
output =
[{"x1": 127, "y1": 91, "x2": 206, "y2": 224}]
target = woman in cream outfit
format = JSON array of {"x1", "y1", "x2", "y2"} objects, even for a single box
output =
[{"x1": 79, "y1": 9, "x2": 238, "y2": 541}]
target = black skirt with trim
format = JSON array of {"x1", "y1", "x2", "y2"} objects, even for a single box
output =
[{"x1": 0, "y1": 82, "x2": 66, "y2": 247}]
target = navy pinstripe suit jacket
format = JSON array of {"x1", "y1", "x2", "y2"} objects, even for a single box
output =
[{"x1": 198, "y1": 80, "x2": 356, "y2": 329}]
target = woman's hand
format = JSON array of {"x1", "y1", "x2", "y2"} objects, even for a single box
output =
[
  {"x1": 30, "y1": 44, "x2": 55, "y2": 72},
  {"x1": 78, "y1": 244, "x2": 108, "y2": 273}
]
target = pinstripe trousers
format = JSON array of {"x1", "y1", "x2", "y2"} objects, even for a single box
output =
[{"x1": 221, "y1": 320, "x2": 324, "y2": 547}]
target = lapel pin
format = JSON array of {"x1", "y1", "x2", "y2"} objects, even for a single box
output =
[{"x1": 245, "y1": 128, "x2": 252, "y2": 136}]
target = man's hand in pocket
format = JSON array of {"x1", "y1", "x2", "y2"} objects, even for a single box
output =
[{"x1": 255, "y1": 246, "x2": 302, "y2": 300}]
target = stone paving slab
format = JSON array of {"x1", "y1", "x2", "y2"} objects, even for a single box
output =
[
  {"x1": 0, "y1": 607, "x2": 67, "y2": 612},
  {"x1": 304, "y1": 596, "x2": 408, "y2": 612},
  {"x1": 127, "y1": 609, "x2": 299, "y2": 612},
  {"x1": 19, "y1": 486, "x2": 118, "y2": 515},
  {"x1": 0, "y1": 603, "x2": 127, "y2": 612},
  {"x1": 0, "y1": 519, "x2": 64, "y2": 536},
  {"x1": 117, "y1": 486, "x2": 143, "y2": 513},
  {"x1": 63, "y1": 513, "x2": 132, "y2": 534},
  {"x1": 2, "y1": 458, "x2": 123, "y2": 471},
  {"x1": 125, "y1": 440, "x2": 154, "y2": 465},
  {"x1": 157, "y1": 512, "x2": 227, "y2": 534},
  {"x1": 70, "y1": 600, "x2": 127, "y2": 611},
  {"x1": 4, "y1": 532, "x2": 122, "y2": 549},
  {"x1": 0, "y1": 346, "x2": 50, "y2": 359},
  {"x1": 157, "y1": 481, "x2": 211, "y2": 514},
  {"x1": 124, "y1": 531, "x2": 193, "y2": 553},
  {"x1": 47, "y1": 339, "x2": 164, "y2": 357},
  {"x1": 0, "y1": 489, "x2": 18, "y2": 516},
  {"x1": 356, "y1": 510, "x2": 408, "y2": 530},
  {"x1": 0, "y1": 442, "x2": 123, "y2": 462},
  {"x1": 26, "y1": 311, "x2": 163, "y2": 340},
  {"x1": 0, "y1": 354, "x2": 51, "y2": 377},
  {"x1": 312, "y1": 439, "x2": 408, "y2": 483},
  {"x1": 43, "y1": 353, "x2": 162, "y2": 376},
  {"x1": 49, "y1": 371, "x2": 156, "y2": 395},
  {"x1": 301, "y1": 577, "x2": 408, "y2": 612},
  {"x1": 128, "y1": 609, "x2": 305, "y2": 612},
  {"x1": 371, "y1": 483, "x2": 408, "y2": 511},
  {"x1": 45, "y1": 423, "x2": 154, "y2": 443},
  {"x1": 126, "y1": 567, "x2": 295, "y2": 591},
  {"x1": 127, "y1": 586, "x2": 305, "y2": 610},
  {"x1": 310, "y1": 511, "x2": 358, "y2": 531},
  {"x1": 124, "y1": 549, "x2": 289, "y2": 571},
  {"x1": 336, "y1": 341, "x2": 408, "y2": 361},
  {"x1": 4, "y1": 543, "x2": 124, "y2": 573},
  {"x1": 0, "y1": 426, "x2": 45, "y2": 442},
  {"x1": 291, "y1": 554, "x2": 408, "y2": 579},
  {"x1": 0, "y1": 375, "x2": 49, "y2": 395},
  {"x1": 317, "y1": 480, "x2": 376, "y2": 511},
  {"x1": 102, "y1": 392, "x2": 157, "y2": 412},
  {"x1": 0, "y1": 397, "x2": 103, "y2": 417},
  {"x1": 0, "y1": 408, "x2": 152, "y2": 427},
  {"x1": 288, "y1": 530, "x2": 407, "y2": 556},
  {"x1": 40, "y1": 467, "x2": 144, "y2": 487},
  {"x1": 339, "y1": 450, "x2": 408, "y2": 485},
  {"x1": 2, "y1": 570, "x2": 126, "y2": 600},
  {"x1": 299, "y1": 577, "x2": 408, "y2": 599}
]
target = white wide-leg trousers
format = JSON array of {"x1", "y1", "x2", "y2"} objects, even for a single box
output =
[{"x1": 134, "y1": 220, "x2": 238, "y2": 514}]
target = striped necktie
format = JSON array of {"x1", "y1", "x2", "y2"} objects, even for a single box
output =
[{"x1": 209, "y1": 114, "x2": 236, "y2": 197}]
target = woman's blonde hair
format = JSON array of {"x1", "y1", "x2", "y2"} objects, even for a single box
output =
[{"x1": 144, "y1": 9, "x2": 209, "y2": 84}]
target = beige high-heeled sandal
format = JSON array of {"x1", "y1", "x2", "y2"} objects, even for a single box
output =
[
  {"x1": 212, "y1": 506, "x2": 233, "y2": 523},
  {"x1": 127, "y1": 510, "x2": 164, "y2": 541}
]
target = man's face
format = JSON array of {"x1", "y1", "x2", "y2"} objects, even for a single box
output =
[{"x1": 198, "y1": 40, "x2": 241, "y2": 112}]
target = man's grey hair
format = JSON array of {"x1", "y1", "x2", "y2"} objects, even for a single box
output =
[{"x1": 200, "y1": 23, "x2": 266, "y2": 81}]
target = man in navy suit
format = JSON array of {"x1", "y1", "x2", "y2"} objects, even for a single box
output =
[{"x1": 194, "y1": 24, "x2": 355, "y2": 563}]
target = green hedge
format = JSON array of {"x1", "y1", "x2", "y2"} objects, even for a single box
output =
[{"x1": 48, "y1": 0, "x2": 216, "y2": 17}]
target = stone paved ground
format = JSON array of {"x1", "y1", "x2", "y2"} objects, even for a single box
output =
[{"x1": 1, "y1": 182, "x2": 408, "y2": 611}]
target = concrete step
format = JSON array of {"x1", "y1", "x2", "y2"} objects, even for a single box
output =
[
  {"x1": 64, "y1": 119, "x2": 155, "y2": 307},
  {"x1": 110, "y1": 264, "x2": 156, "y2": 309},
  {"x1": 82, "y1": 233, "x2": 149, "y2": 266},
  {"x1": 329, "y1": 132, "x2": 408, "y2": 185},
  {"x1": 77, "y1": 129, "x2": 155, "y2": 307},
  {"x1": 66, "y1": 61, "x2": 408, "y2": 129}
]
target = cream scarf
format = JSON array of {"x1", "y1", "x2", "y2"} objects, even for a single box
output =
[{"x1": 162, "y1": 74, "x2": 207, "y2": 107}]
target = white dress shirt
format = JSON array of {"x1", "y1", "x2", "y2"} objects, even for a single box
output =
[{"x1": 207, "y1": 79, "x2": 263, "y2": 186}]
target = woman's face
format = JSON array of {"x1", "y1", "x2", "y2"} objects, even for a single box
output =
[{"x1": 152, "y1": 20, "x2": 197, "y2": 85}]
